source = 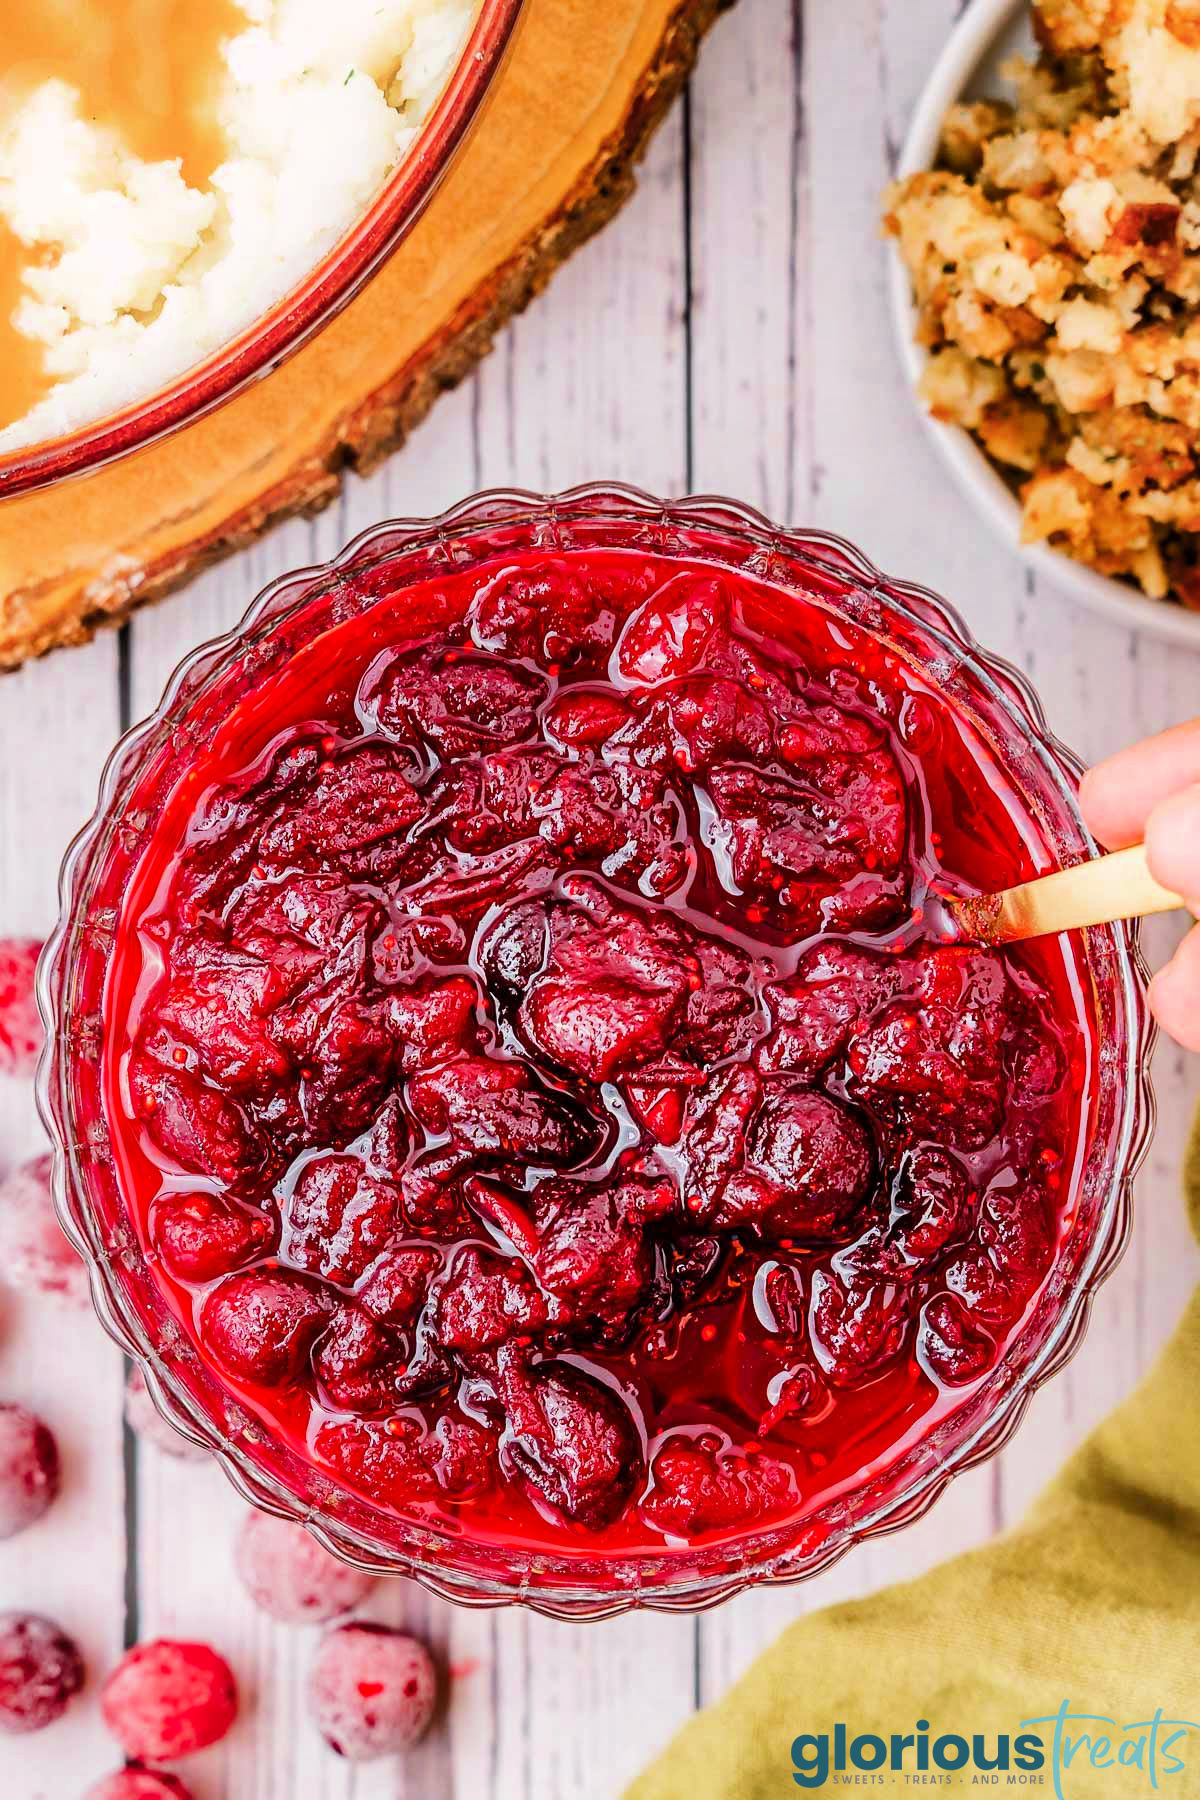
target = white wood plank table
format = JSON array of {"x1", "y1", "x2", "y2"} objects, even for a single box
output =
[{"x1": 3, "y1": 3, "x2": 1199, "y2": 1795}]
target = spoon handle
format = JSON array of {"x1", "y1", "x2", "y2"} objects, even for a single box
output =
[{"x1": 951, "y1": 843, "x2": 1186, "y2": 946}]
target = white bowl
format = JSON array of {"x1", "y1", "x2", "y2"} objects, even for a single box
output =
[{"x1": 888, "y1": 0, "x2": 1200, "y2": 648}]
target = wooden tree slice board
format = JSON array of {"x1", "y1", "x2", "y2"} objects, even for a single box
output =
[{"x1": 0, "y1": 0, "x2": 729, "y2": 671}]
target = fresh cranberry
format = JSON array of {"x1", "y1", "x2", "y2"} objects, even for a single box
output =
[
  {"x1": 0, "y1": 1612, "x2": 84, "y2": 1733},
  {"x1": 85, "y1": 1771, "x2": 194, "y2": 1800},
  {"x1": 200, "y1": 1270, "x2": 332, "y2": 1386},
  {"x1": 124, "y1": 1371, "x2": 206, "y2": 1462},
  {"x1": 0, "y1": 1404, "x2": 60, "y2": 1538},
  {"x1": 235, "y1": 1511, "x2": 374, "y2": 1623},
  {"x1": 0, "y1": 1155, "x2": 89, "y2": 1306},
  {"x1": 100, "y1": 1639, "x2": 237, "y2": 1760},
  {"x1": 307, "y1": 1623, "x2": 436, "y2": 1760},
  {"x1": 0, "y1": 939, "x2": 43, "y2": 1075}
]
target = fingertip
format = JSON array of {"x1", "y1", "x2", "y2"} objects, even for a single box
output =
[
  {"x1": 1143, "y1": 784, "x2": 1200, "y2": 904},
  {"x1": 1148, "y1": 942, "x2": 1200, "y2": 1054}
]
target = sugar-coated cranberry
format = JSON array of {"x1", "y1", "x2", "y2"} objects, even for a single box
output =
[
  {"x1": 307, "y1": 1623, "x2": 436, "y2": 1760},
  {"x1": 100, "y1": 1639, "x2": 237, "y2": 1760},
  {"x1": 235, "y1": 1511, "x2": 374, "y2": 1623},
  {"x1": 0, "y1": 1404, "x2": 60, "y2": 1537},
  {"x1": 0, "y1": 938, "x2": 43, "y2": 1075},
  {"x1": 200, "y1": 1270, "x2": 332, "y2": 1386},
  {"x1": 0, "y1": 1612, "x2": 84, "y2": 1733},
  {"x1": 0, "y1": 1155, "x2": 89, "y2": 1306},
  {"x1": 85, "y1": 1770, "x2": 194, "y2": 1800},
  {"x1": 124, "y1": 1371, "x2": 206, "y2": 1462}
]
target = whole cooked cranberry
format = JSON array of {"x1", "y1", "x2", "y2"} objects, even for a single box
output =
[
  {"x1": 282, "y1": 1155, "x2": 401, "y2": 1286},
  {"x1": 433, "y1": 1246, "x2": 549, "y2": 1351},
  {"x1": 494, "y1": 1352, "x2": 642, "y2": 1528},
  {"x1": 370, "y1": 647, "x2": 548, "y2": 757},
  {"x1": 0, "y1": 1155, "x2": 89, "y2": 1306},
  {"x1": 130, "y1": 1053, "x2": 263, "y2": 1187},
  {"x1": 0, "y1": 1404, "x2": 60, "y2": 1537},
  {"x1": 483, "y1": 881, "x2": 690, "y2": 1083},
  {"x1": 0, "y1": 938, "x2": 43, "y2": 1075},
  {"x1": 85, "y1": 1771, "x2": 193, "y2": 1800},
  {"x1": 809, "y1": 1267, "x2": 911, "y2": 1386},
  {"x1": 758, "y1": 943, "x2": 899, "y2": 1077},
  {"x1": 200, "y1": 1270, "x2": 332, "y2": 1386},
  {"x1": 124, "y1": 1371, "x2": 206, "y2": 1463},
  {"x1": 0, "y1": 1612, "x2": 84, "y2": 1732},
  {"x1": 257, "y1": 743, "x2": 424, "y2": 870},
  {"x1": 101, "y1": 1639, "x2": 237, "y2": 1760},
  {"x1": 919, "y1": 1293, "x2": 996, "y2": 1387},
  {"x1": 316, "y1": 1412, "x2": 496, "y2": 1501},
  {"x1": 408, "y1": 1056, "x2": 595, "y2": 1165},
  {"x1": 235, "y1": 1511, "x2": 374, "y2": 1623},
  {"x1": 531, "y1": 1173, "x2": 675, "y2": 1330},
  {"x1": 151, "y1": 1190, "x2": 274, "y2": 1283},
  {"x1": 307, "y1": 1623, "x2": 436, "y2": 1760},
  {"x1": 640, "y1": 1435, "x2": 797, "y2": 1537},
  {"x1": 684, "y1": 1072, "x2": 873, "y2": 1241},
  {"x1": 615, "y1": 575, "x2": 730, "y2": 685}
]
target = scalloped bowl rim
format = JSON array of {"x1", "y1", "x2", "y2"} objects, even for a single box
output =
[{"x1": 36, "y1": 482, "x2": 1156, "y2": 1617}]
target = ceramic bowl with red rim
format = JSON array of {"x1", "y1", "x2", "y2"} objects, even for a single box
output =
[
  {"x1": 38, "y1": 485, "x2": 1153, "y2": 1618},
  {"x1": 0, "y1": 0, "x2": 524, "y2": 501}
]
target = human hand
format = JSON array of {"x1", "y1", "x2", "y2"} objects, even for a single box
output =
[{"x1": 1079, "y1": 720, "x2": 1200, "y2": 1051}]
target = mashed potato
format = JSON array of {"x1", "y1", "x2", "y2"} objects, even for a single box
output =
[
  {"x1": 0, "y1": 0, "x2": 476, "y2": 453},
  {"x1": 885, "y1": 0, "x2": 1200, "y2": 611}
]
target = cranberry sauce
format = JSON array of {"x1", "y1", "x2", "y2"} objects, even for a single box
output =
[{"x1": 101, "y1": 549, "x2": 1094, "y2": 1554}]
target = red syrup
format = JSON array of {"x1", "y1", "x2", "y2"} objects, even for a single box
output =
[{"x1": 100, "y1": 548, "x2": 1096, "y2": 1556}]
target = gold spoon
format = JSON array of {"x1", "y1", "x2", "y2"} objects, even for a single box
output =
[{"x1": 948, "y1": 843, "x2": 1188, "y2": 946}]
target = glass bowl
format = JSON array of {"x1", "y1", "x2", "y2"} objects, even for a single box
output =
[
  {"x1": 0, "y1": 0, "x2": 525, "y2": 502},
  {"x1": 37, "y1": 483, "x2": 1154, "y2": 1619}
]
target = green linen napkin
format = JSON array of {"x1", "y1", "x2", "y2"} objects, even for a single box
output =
[{"x1": 628, "y1": 1116, "x2": 1200, "y2": 1798}]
